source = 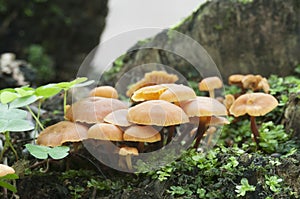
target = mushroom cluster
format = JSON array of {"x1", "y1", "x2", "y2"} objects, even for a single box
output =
[
  {"x1": 36, "y1": 72, "x2": 230, "y2": 170},
  {"x1": 226, "y1": 74, "x2": 278, "y2": 146},
  {"x1": 228, "y1": 74, "x2": 270, "y2": 95}
]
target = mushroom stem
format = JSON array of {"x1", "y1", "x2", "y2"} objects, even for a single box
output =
[
  {"x1": 208, "y1": 90, "x2": 215, "y2": 98},
  {"x1": 250, "y1": 116, "x2": 260, "y2": 146},
  {"x1": 193, "y1": 117, "x2": 208, "y2": 149},
  {"x1": 167, "y1": 125, "x2": 175, "y2": 144},
  {"x1": 125, "y1": 155, "x2": 133, "y2": 170},
  {"x1": 137, "y1": 142, "x2": 145, "y2": 152}
]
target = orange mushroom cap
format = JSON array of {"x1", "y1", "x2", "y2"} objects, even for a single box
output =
[
  {"x1": 198, "y1": 76, "x2": 223, "y2": 91},
  {"x1": 229, "y1": 92, "x2": 278, "y2": 117},
  {"x1": 124, "y1": 125, "x2": 161, "y2": 142},
  {"x1": 89, "y1": 86, "x2": 119, "y2": 99},
  {"x1": 127, "y1": 100, "x2": 189, "y2": 126},
  {"x1": 37, "y1": 121, "x2": 88, "y2": 147},
  {"x1": 228, "y1": 74, "x2": 245, "y2": 85},
  {"x1": 87, "y1": 123, "x2": 123, "y2": 141},
  {"x1": 0, "y1": 164, "x2": 15, "y2": 177},
  {"x1": 104, "y1": 109, "x2": 132, "y2": 127},
  {"x1": 181, "y1": 96, "x2": 227, "y2": 117},
  {"x1": 126, "y1": 71, "x2": 178, "y2": 97},
  {"x1": 65, "y1": 97, "x2": 128, "y2": 123}
]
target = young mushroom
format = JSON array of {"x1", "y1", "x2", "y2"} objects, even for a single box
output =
[
  {"x1": 89, "y1": 86, "x2": 119, "y2": 99},
  {"x1": 127, "y1": 100, "x2": 189, "y2": 147},
  {"x1": 229, "y1": 92, "x2": 278, "y2": 146},
  {"x1": 123, "y1": 125, "x2": 161, "y2": 152},
  {"x1": 118, "y1": 147, "x2": 139, "y2": 170},
  {"x1": 0, "y1": 164, "x2": 15, "y2": 177},
  {"x1": 181, "y1": 97, "x2": 227, "y2": 149},
  {"x1": 198, "y1": 76, "x2": 223, "y2": 98}
]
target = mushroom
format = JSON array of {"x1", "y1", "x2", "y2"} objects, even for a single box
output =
[
  {"x1": 0, "y1": 164, "x2": 15, "y2": 177},
  {"x1": 127, "y1": 100, "x2": 189, "y2": 146},
  {"x1": 198, "y1": 76, "x2": 223, "y2": 98},
  {"x1": 241, "y1": 74, "x2": 262, "y2": 91},
  {"x1": 132, "y1": 83, "x2": 196, "y2": 103},
  {"x1": 181, "y1": 97, "x2": 227, "y2": 149},
  {"x1": 118, "y1": 147, "x2": 139, "y2": 170},
  {"x1": 87, "y1": 123, "x2": 123, "y2": 142},
  {"x1": 223, "y1": 94, "x2": 235, "y2": 111},
  {"x1": 126, "y1": 70, "x2": 178, "y2": 97},
  {"x1": 229, "y1": 92, "x2": 278, "y2": 145},
  {"x1": 104, "y1": 109, "x2": 132, "y2": 128},
  {"x1": 124, "y1": 125, "x2": 161, "y2": 152},
  {"x1": 257, "y1": 77, "x2": 270, "y2": 93},
  {"x1": 127, "y1": 100, "x2": 189, "y2": 126},
  {"x1": 65, "y1": 97, "x2": 127, "y2": 123},
  {"x1": 89, "y1": 86, "x2": 119, "y2": 99},
  {"x1": 228, "y1": 74, "x2": 245, "y2": 86},
  {"x1": 37, "y1": 121, "x2": 88, "y2": 147}
]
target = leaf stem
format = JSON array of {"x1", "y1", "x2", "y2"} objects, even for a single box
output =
[{"x1": 26, "y1": 106, "x2": 44, "y2": 130}]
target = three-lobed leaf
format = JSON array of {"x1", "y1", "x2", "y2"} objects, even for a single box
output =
[{"x1": 25, "y1": 144, "x2": 70, "y2": 160}]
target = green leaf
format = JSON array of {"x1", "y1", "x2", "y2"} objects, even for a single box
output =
[
  {"x1": 9, "y1": 95, "x2": 39, "y2": 109},
  {"x1": 56, "y1": 77, "x2": 88, "y2": 90},
  {"x1": 0, "y1": 91, "x2": 19, "y2": 104},
  {"x1": 0, "y1": 174, "x2": 19, "y2": 180},
  {"x1": 0, "y1": 108, "x2": 28, "y2": 120},
  {"x1": 4, "y1": 119, "x2": 34, "y2": 132},
  {"x1": 0, "y1": 180, "x2": 17, "y2": 193},
  {"x1": 14, "y1": 87, "x2": 35, "y2": 97},
  {"x1": 48, "y1": 146, "x2": 70, "y2": 159},
  {"x1": 25, "y1": 144, "x2": 49, "y2": 159},
  {"x1": 35, "y1": 85, "x2": 62, "y2": 99}
]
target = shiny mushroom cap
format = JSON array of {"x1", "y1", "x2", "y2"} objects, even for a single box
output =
[
  {"x1": 87, "y1": 123, "x2": 123, "y2": 141},
  {"x1": 228, "y1": 74, "x2": 245, "y2": 85},
  {"x1": 126, "y1": 71, "x2": 178, "y2": 97},
  {"x1": 104, "y1": 109, "x2": 132, "y2": 127},
  {"x1": 199, "y1": 76, "x2": 223, "y2": 91},
  {"x1": 119, "y1": 147, "x2": 139, "y2": 156},
  {"x1": 132, "y1": 83, "x2": 196, "y2": 102},
  {"x1": 0, "y1": 164, "x2": 15, "y2": 177},
  {"x1": 124, "y1": 125, "x2": 161, "y2": 142},
  {"x1": 229, "y1": 92, "x2": 278, "y2": 117},
  {"x1": 65, "y1": 97, "x2": 128, "y2": 123},
  {"x1": 131, "y1": 84, "x2": 167, "y2": 102},
  {"x1": 181, "y1": 96, "x2": 227, "y2": 117},
  {"x1": 159, "y1": 84, "x2": 196, "y2": 102},
  {"x1": 89, "y1": 86, "x2": 119, "y2": 99},
  {"x1": 37, "y1": 121, "x2": 88, "y2": 147},
  {"x1": 127, "y1": 100, "x2": 189, "y2": 126}
]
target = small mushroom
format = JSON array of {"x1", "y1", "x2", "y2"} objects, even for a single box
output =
[
  {"x1": 89, "y1": 86, "x2": 119, "y2": 99},
  {"x1": 126, "y1": 71, "x2": 178, "y2": 97},
  {"x1": 87, "y1": 123, "x2": 123, "y2": 142},
  {"x1": 124, "y1": 125, "x2": 161, "y2": 152},
  {"x1": 37, "y1": 121, "x2": 88, "y2": 147},
  {"x1": 228, "y1": 74, "x2": 245, "y2": 86},
  {"x1": 118, "y1": 147, "x2": 139, "y2": 170},
  {"x1": 0, "y1": 164, "x2": 15, "y2": 177},
  {"x1": 104, "y1": 109, "x2": 132, "y2": 128},
  {"x1": 65, "y1": 97, "x2": 127, "y2": 123},
  {"x1": 223, "y1": 94, "x2": 235, "y2": 111},
  {"x1": 181, "y1": 97, "x2": 227, "y2": 149},
  {"x1": 229, "y1": 92, "x2": 278, "y2": 145},
  {"x1": 257, "y1": 78, "x2": 270, "y2": 93},
  {"x1": 242, "y1": 74, "x2": 262, "y2": 91},
  {"x1": 198, "y1": 76, "x2": 223, "y2": 98}
]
